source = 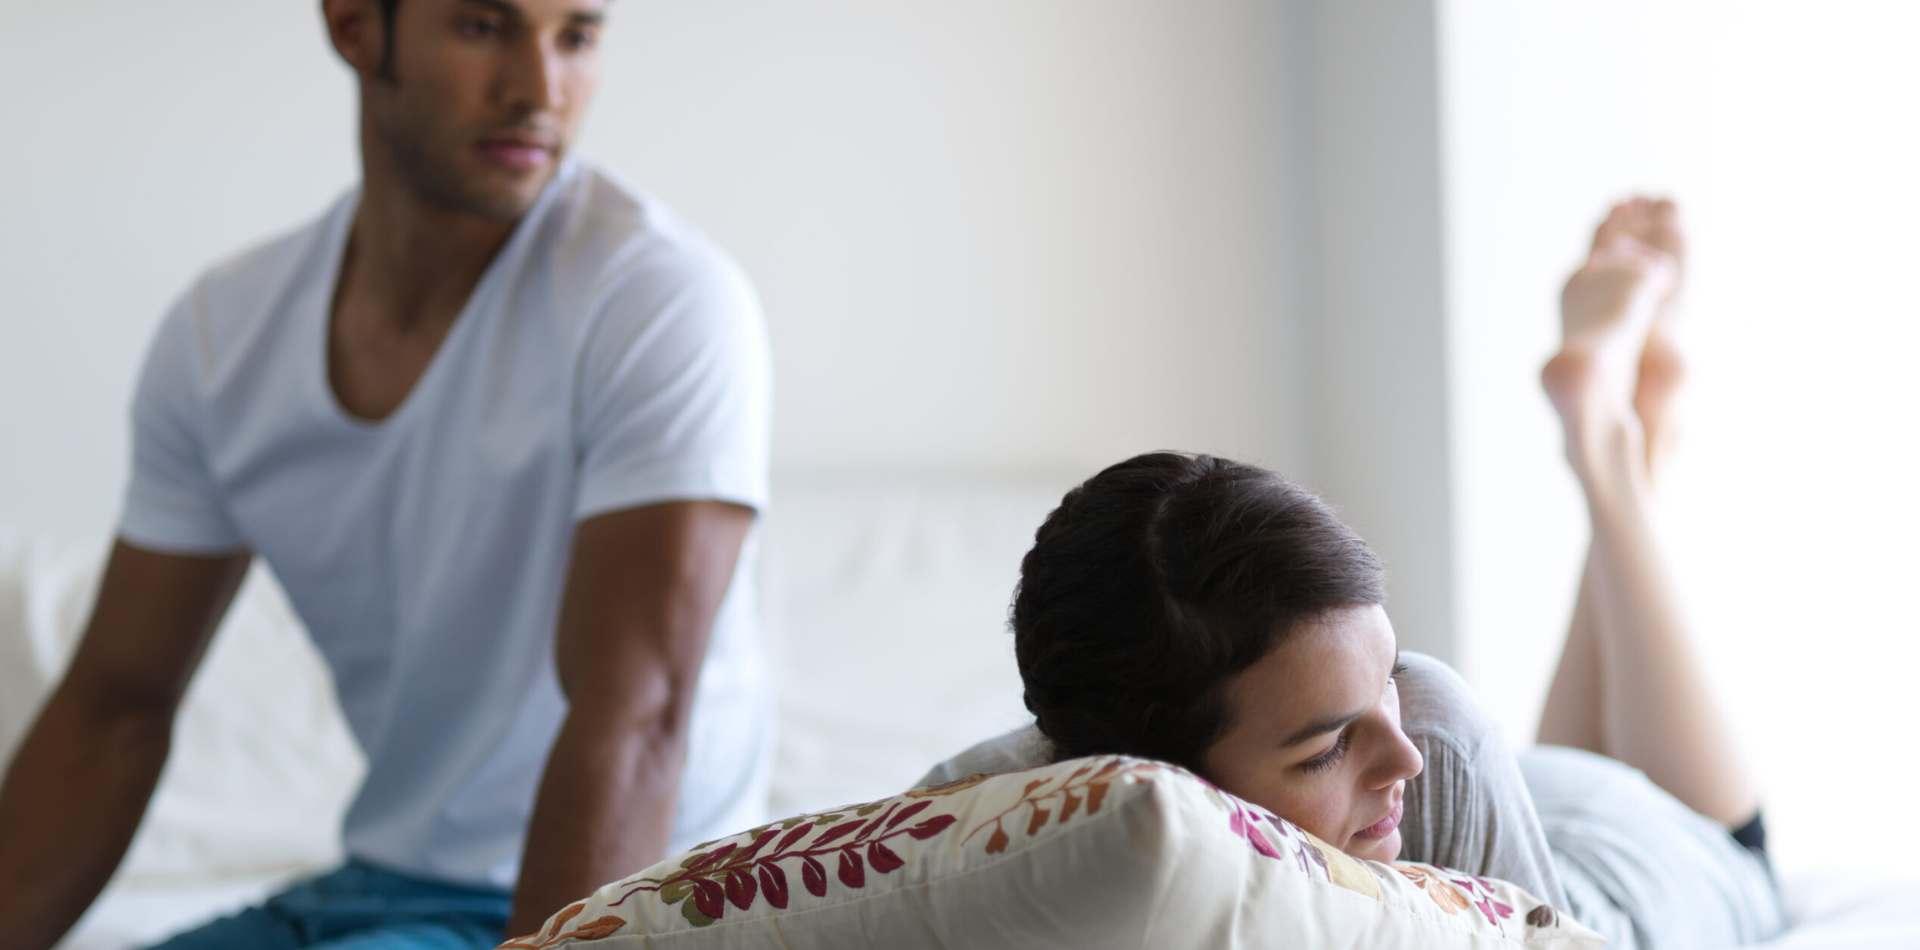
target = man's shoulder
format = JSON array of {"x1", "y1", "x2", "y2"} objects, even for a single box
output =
[
  {"x1": 540, "y1": 160, "x2": 754, "y2": 313},
  {"x1": 178, "y1": 195, "x2": 350, "y2": 338},
  {"x1": 143, "y1": 194, "x2": 349, "y2": 384}
]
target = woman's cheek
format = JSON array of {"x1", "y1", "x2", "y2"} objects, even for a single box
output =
[{"x1": 1278, "y1": 784, "x2": 1348, "y2": 843}]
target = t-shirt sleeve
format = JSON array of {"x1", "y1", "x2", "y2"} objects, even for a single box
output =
[
  {"x1": 572, "y1": 250, "x2": 771, "y2": 521},
  {"x1": 118, "y1": 289, "x2": 248, "y2": 554}
]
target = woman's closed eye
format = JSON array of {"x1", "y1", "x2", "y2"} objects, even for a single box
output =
[{"x1": 1301, "y1": 732, "x2": 1350, "y2": 774}]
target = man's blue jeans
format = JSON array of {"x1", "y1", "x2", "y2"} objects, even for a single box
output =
[{"x1": 144, "y1": 862, "x2": 514, "y2": 950}]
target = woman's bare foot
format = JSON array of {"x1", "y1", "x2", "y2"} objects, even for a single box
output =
[
  {"x1": 1540, "y1": 200, "x2": 1680, "y2": 486},
  {"x1": 1612, "y1": 198, "x2": 1688, "y2": 482}
]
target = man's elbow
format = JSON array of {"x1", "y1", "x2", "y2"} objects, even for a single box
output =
[{"x1": 558, "y1": 669, "x2": 697, "y2": 762}]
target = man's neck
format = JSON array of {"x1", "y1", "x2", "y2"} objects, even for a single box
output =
[
  {"x1": 322, "y1": 130, "x2": 548, "y2": 421},
  {"x1": 340, "y1": 170, "x2": 523, "y2": 336}
]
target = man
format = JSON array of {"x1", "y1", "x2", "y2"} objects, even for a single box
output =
[{"x1": 0, "y1": 0, "x2": 771, "y2": 945}]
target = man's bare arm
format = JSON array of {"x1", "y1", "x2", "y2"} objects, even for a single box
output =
[
  {"x1": 0, "y1": 542, "x2": 250, "y2": 950},
  {"x1": 506, "y1": 501, "x2": 752, "y2": 935}
]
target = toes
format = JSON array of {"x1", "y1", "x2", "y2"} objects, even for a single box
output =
[
  {"x1": 1645, "y1": 198, "x2": 1687, "y2": 266},
  {"x1": 1595, "y1": 196, "x2": 1686, "y2": 273},
  {"x1": 1592, "y1": 202, "x2": 1633, "y2": 253}
]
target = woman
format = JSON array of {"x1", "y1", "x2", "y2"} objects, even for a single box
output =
[{"x1": 920, "y1": 200, "x2": 1785, "y2": 949}]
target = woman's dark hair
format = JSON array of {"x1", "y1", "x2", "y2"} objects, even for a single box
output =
[{"x1": 1013, "y1": 452, "x2": 1386, "y2": 773}]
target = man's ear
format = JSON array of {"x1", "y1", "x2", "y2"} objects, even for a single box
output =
[{"x1": 321, "y1": 0, "x2": 385, "y2": 77}]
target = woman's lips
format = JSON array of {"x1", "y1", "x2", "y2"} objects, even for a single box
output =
[{"x1": 1352, "y1": 801, "x2": 1403, "y2": 840}]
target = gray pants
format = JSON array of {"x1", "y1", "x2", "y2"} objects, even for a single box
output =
[{"x1": 1395, "y1": 652, "x2": 1786, "y2": 950}]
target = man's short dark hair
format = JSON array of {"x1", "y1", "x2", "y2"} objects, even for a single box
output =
[
  {"x1": 377, "y1": 0, "x2": 402, "y2": 80},
  {"x1": 1012, "y1": 452, "x2": 1387, "y2": 774}
]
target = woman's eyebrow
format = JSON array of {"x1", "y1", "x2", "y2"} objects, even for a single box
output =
[
  {"x1": 1282, "y1": 709, "x2": 1363, "y2": 748},
  {"x1": 1281, "y1": 653, "x2": 1401, "y2": 748}
]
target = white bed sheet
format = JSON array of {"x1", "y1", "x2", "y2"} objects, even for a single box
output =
[
  {"x1": 56, "y1": 871, "x2": 303, "y2": 950},
  {"x1": 1749, "y1": 871, "x2": 1920, "y2": 949}
]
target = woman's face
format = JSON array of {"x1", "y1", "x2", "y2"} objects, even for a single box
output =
[{"x1": 1200, "y1": 604, "x2": 1423, "y2": 863}]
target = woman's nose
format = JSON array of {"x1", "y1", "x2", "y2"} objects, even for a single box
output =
[{"x1": 1369, "y1": 719, "x2": 1424, "y2": 789}]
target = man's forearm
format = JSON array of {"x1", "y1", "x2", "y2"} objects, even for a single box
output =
[
  {"x1": 506, "y1": 710, "x2": 688, "y2": 937},
  {"x1": 0, "y1": 686, "x2": 174, "y2": 950}
]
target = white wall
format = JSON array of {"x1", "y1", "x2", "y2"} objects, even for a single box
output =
[
  {"x1": 1296, "y1": 0, "x2": 1457, "y2": 661},
  {"x1": 0, "y1": 1, "x2": 1309, "y2": 541},
  {"x1": 1441, "y1": 0, "x2": 1920, "y2": 874},
  {"x1": 1438, "y1": 0, "x2": 1666, "y2": 764},
  {"x1": 0, "y1": 3, "x2": 358, "y2": 538}
]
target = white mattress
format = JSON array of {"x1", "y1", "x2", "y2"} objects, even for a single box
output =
[
  {"x1": 58, "y1": 870, "x2": 1920, "y2": 950},
  {"x1": 57, "y1": 872, "x2": 300, "y2": 950},
  {"x1": 1753, "y1": 871, "x2": 1920, "y2": 949}
]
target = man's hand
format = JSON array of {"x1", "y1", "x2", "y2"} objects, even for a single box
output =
[
  {"x1": 506, "y1": 501, "x2": 753, "y2": 935},
  {"x1": 0, "y1": 542, "x2": 249, "y2": 950}
]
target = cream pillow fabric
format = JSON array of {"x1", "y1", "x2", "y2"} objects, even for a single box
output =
[{"x1": 502, "y1": 755, "x2": 1601, "y2": 949}]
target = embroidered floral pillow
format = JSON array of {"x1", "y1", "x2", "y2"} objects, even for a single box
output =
[{"x1": 501, "y1": 756, "x2": 1602, "y2": 950}]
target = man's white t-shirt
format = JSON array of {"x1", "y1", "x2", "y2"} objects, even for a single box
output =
[{"x1": 119, "y1": 159, "x2": 772, "y2": 890}]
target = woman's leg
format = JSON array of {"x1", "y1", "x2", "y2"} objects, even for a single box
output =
[
  {"x1": 1396, "y1": 653, "x2": 1568, "y2": 909},
  {"x1": 1534, "y1": 198, "x2": 1759, "y2": 829},
  {"x1": 1536, "y1": 559, "x2": 1604, "y2": 755},
  {"x1": 1539, "y1": 200, "x2": 1689, "y2": 759}
]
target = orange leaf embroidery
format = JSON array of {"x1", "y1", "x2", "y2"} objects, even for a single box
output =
[
  {"x1": 546, "y1": 903, "x2": 584, "y2": 936},
  {"x1": 498, "y1": 912, "x2": 626, "y2": 948},
  {"x1": 1396, "y1": 865, "x2": 1469, "y2": 915},
  {"x1": 986, "y1": 826, "x2": 1010, "y2": 853},
  {"x1": 1026, "y1": 807, "x2": 1051, "y2": 835},
  {"x1": 1060, "y1": 792, "x2": 1082, "y2": 822},
  {"x1": 1085, "y1": 782, "x2": 1109, "y2": 814},
  {"x1": 574, "y1": 916, "x2": 625, "y2": 940}
]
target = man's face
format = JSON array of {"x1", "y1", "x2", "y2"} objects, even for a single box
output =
[{"x1": 365, "y1": 0, "x2": 605, "y2": 220}]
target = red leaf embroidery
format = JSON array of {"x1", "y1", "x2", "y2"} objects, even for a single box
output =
[
  {"x1": 853, "y1": 808, "x2": 891, "y2": 843},
  {"x1": 691, "y1": 878, "x2": 726, "y2": 920},
  {"x1": 1026, "y1": 807, "x2": 1051, "y2": 836},
  {"x1": 777, "y1": 822, "x2": 813, "y2": 851},
  {"x1": 684, "y1": 843, "x2": 735, "y2": 874},
  {"x1": 985, "y1": 826, "x2": 1010, "y2": 853},
  {"x1": 907, "y1": 814, "x2": 957, "y2": 840},
  {"x1": 759, "y1": 864, "x2": 790, "y2": 909},
  {"x1": 724, "y1": 869, "x2": 757, "y2": 911},
  {"x1": 1060, "y1": 792, "x2": 1081, "y2": 821},
  {"x1": 801, "y1": 856, "x2": 828, "y2": 897},
  {"x1": 838, "y1": 850, "x2": 866, "y2": 888},
  {"x1": 868, "y1": 841, "x2": 905, "y2": 873},
  {"x1": 814, "y1": 819, "x2": 865, "y2": 847},
  {"x1": 738, "y1": 828, "x2": 781, "y2": 862},
  {"x1": 886, "y1": 800, "x2": 932, "y2": 830}
]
